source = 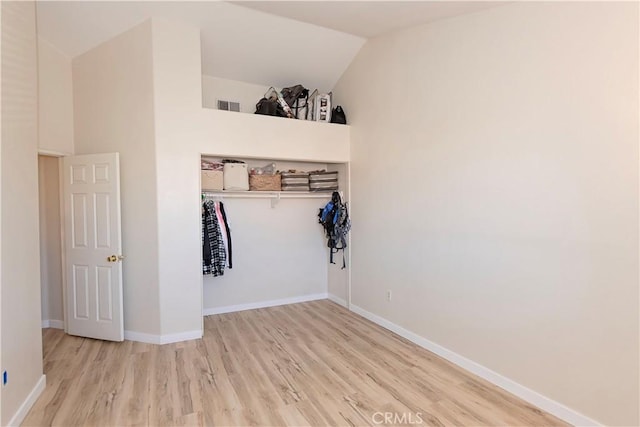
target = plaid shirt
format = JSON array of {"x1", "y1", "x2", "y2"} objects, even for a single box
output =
[{"x1": 202, "y1": 200, "x2": 226, "y2": 276}]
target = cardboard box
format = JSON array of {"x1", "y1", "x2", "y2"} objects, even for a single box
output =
[{"x1": 201, "y1": 170, "x2": 223, "y2": 191}]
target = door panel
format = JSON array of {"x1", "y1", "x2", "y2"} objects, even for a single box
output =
[
  {"x1": 94, "y1": 193, "x2": 111, "y2": 248},
  {"x1": 71, "y1": 193, "x2": 88, "y2": 248},
  {"x1": 73, "y1": 265, "x2": 90, "y2": 319},
  {"x1": 63, "y1": 153, "x2": 124, "y2": 341},
  {"x1": 96, "y1": 266, "x2": 113, "y2": 321}
]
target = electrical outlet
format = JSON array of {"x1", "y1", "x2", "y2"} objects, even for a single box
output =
[
  {"x1": 386, "y1": 290, "x2": 392, "y2": 302},
  {"x1": 2, "y1": 370, "x2": 7, "y2": 386}
]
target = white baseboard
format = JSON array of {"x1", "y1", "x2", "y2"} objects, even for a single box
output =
[
  {"x1": 124, "y1": 329, "x2": 203, "y2": 345},
  {"x1": 350, "y1": 304, "x2": 602, "y2": 427},
  {"x1": 203, "y1": 293, "x2": 328, "y2": 316},
  {"x1": 7, "y1": 374, "x2": 46, "y2": 427},
  {"x1": 159, "y1": 330, "x2": 202, "y2": 344},
  {"x1": 41, "y1": 319, "x2": 64, "y2": 329},
  {"x1": 124, "y1": 330, "x2": 160, "y2": 344},
  {"x1": 327, "y1": 294, "x2": 348, "y2": 307}
]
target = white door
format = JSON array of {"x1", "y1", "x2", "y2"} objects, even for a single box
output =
[{"x1": 62, "y1": 153, "x2": 124, "y2": 341}]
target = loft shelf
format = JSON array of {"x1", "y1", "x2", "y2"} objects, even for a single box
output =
[{"x1": 198, "y1": 108, "x2": 350, "y2": 163}]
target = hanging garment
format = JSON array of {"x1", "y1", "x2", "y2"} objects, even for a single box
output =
[
  {"x1": 202, "y1": 200, "x2": 226, "y2": 276},
  {"x1": 219, "y1": 201, "x2": 232, "y2": 269},
  {"x1": 214, "y1": 201, "x2": 229, "y2": 267},
  {"x1": 202, "y1": 211, "x2": 213, "y2": 268}
]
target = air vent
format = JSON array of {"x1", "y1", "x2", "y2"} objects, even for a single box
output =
[{"x1": 217, "y1": 100, "x2": 240, "y2": 112}]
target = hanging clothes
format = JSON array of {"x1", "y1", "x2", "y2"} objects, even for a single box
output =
[
  {"x1": 214, "y1": 201, "x2": 230, "y2": 267},
  {"x1": 219, "y1": 201, "x2": 233, "y2": 269},
  {"x1": 202, "y1": 200, "x2": 226, "y2": 276}
]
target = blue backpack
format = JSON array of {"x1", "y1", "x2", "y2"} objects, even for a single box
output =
[{"x1": 318, "y1": 192, "x2": 351, "y2": 268}]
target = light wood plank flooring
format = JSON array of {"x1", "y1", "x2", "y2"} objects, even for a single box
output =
[{"x1": 23, "y1": 300, "x2": 566, "y2": 426}]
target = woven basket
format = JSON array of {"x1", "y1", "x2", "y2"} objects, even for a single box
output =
[{"x1": 249, "y1": 174, "x2": 281, "y2": 191}]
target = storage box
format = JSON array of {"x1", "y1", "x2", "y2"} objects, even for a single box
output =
[
  {"x1": 223, "y1": 163, "x2": 249, "y2": 191},
  {"x1": 249, "y1": 174, "x2": 281, "y2": 191},
  {"x1": 281, "y1": 172, "x2": 310, "y2": 191},
  {"x1": 309, "y1": 171, "x2": 338, "y2": 192},
  {"x1": 201, "y1": 170, "x2": 223, "y2": 191}
]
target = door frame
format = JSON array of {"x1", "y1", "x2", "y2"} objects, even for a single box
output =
[
  {"x1": 37, "y1": 150, "x2": 69, "y2": 332},
  {"x1": 58, "y1": 154, "x2": 68, "y2": 332}
]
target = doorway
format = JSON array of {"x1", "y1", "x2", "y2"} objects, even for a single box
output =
[{"x1": 38, "y1": 155, "x2": 64, "y2": 330}]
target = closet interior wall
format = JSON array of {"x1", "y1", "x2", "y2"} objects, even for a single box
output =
[
  {"x1": 201, "y1": 157, "x2": 347, "y2": 313},
  {"x1": 326, "y1": 162, "x2": 350, "y2": 306}
]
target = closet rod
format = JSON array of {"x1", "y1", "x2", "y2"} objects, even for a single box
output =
[{"x1": 202, "y1": 191, "x2": 334, "y2": 200}]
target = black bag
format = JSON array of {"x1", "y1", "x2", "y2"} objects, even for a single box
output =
[
  {"x1": 330, "y1": 106, "x2": 347, "y2": 124},
  {"x1": 255, "y1": 87, "x2": 292, "y2": 117},
  {"x1": 281, "y1": 85, "x2": 308, "y2": 108},
  {"x1": 255, "y1": 97, "x2": 287, "y2": 117},
  {"x1": 281, "y1": 84, "x2": 310, "y2": 119}
]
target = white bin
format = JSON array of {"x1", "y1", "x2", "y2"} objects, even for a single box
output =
[{"x1": 223, "y1": 163, "x2": 249, "y2": 191}]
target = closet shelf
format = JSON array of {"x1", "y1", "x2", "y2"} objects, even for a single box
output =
[
  {"x1": 202, "y1": 191, "x2": 333, "y2": 199},
  {"x1": 202, "y1": 190, "x2": 335, "y2": 208}
]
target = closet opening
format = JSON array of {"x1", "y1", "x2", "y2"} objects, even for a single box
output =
[
  {"x1": 200, "y1": 155, "x2": 351, "y2": 314},
  {"x1": 37, "y1": 155, "x2": 65, "y2": 332}
]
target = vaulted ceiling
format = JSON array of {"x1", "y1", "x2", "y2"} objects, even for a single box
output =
[
  {"x1": 234, "y1": 1, "x2": 505, "y2": 38},
  {"x1": 36, "y1": 1, "x2": 506, "y2": 91}
]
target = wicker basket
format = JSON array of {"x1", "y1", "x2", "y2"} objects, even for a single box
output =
[
  {"x1": 201, "y1": 170, "x2": 223, "y2": 191},
  {"x1": 249, "y1": 174, "x2": 281, "y2": 191}
]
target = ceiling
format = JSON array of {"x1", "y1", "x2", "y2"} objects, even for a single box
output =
[
  {"x1": 234, "y1": 1, "x2": 506, "y2": 39},
  {"x1": 36, "y1": 1, "x2": 506, "y2": 91}
]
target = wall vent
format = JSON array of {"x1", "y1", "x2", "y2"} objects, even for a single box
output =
[{"x1": 217, "y1": 100, "x2": 240, "y2": 112}]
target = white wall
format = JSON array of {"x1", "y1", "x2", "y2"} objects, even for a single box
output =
[
  {"x1": 202, "y1": 75, "x2": 267, "y2": 114},
  {"x1": 333, "y1": 2, "x2": 639, "y2": 425},
  {"x1": 37, "y1": 37, "x2": 73, "y2": 155},
  {"x1": 38, "y1": 156, "x2": 63, "y2": 325},
  {"x1": 0, "y1": 1, "x2": 3, "y2": 419},
  {"x1": 1, "y1": 1, "x2": 44, "y2": 424},
  {"x1": 73, "y1": 20, "x2": 162, "y2": 336},
  {"x1": 203, "y1": 198, "x2": 329, "y2": 310},
  {"x1": 150, "y1": 18, "x2": 350, "y2": 334},
  {"x1": 150, "y1": 18, "x2": 204, "y2": 337},
  {"x1": 69, "y1": 17, "x2": 350, "y2": 341}
]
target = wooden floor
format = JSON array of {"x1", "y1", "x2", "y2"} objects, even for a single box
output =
[{"x1": 23, "y1": 300, "x2": 566, "y2": 426}]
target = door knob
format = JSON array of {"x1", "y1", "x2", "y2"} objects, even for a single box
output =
[{"x1": 107, "y1": 255, "x2": 124, "y2": 262}]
